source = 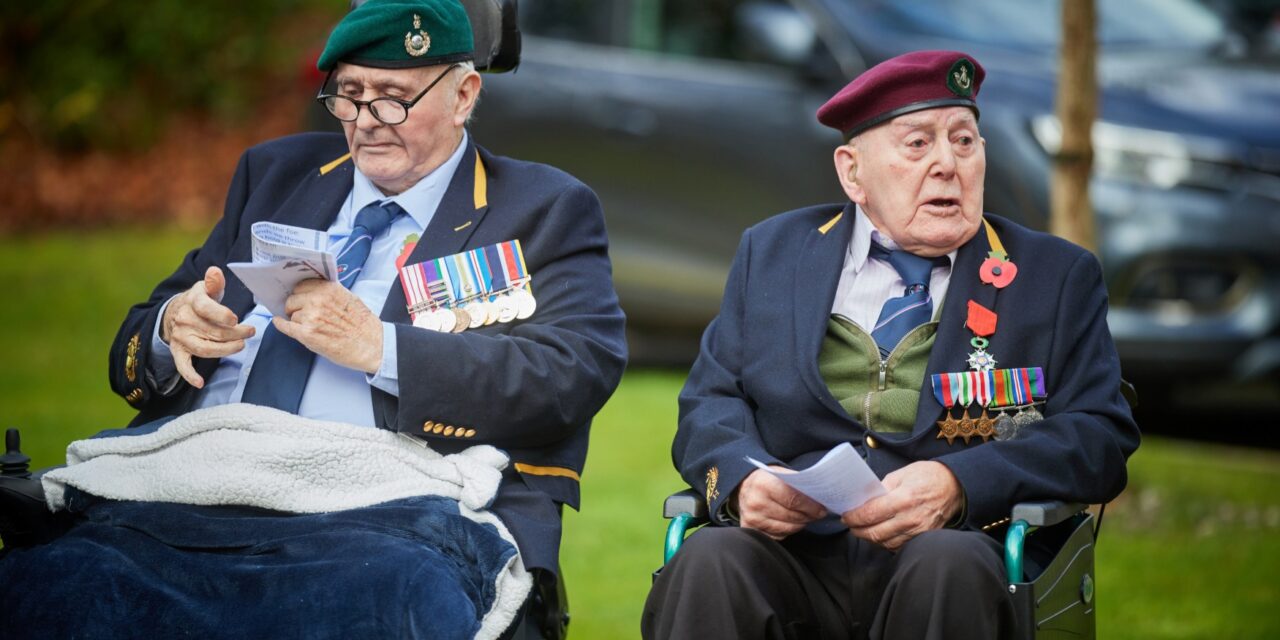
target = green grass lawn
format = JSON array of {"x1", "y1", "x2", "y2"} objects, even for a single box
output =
[{"x1": 3, "y1": 227, "x2": 1278, "y2": 638}]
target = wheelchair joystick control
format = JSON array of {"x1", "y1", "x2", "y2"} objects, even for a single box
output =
[{"x1": 2, "y1": 428, "x2": 32, "y2": 478}]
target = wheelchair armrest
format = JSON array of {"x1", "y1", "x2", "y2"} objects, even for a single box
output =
[
  {"x1": 1005, "y1": 500, "x2": 1089, "y2": 585},
  {"x1": 1011, "y1": 500, "x2": 1086, "y2": 528},
  {"x1": 663, "y1": 488, "x2": 709, "y2": 521},
  {"x1": 662, "y1": 489, "x2": 710, "y2": 566}
]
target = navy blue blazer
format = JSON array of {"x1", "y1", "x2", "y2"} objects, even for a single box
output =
[
  {"x1": 109, "y1": 132, "x2": 628, "y2": 573},
  {"x1": 675, "y1": 203, "x2": 1140, "y2": 531}
]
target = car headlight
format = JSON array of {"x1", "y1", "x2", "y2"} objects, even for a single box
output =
[{"x1": 1030, "y1": 115, "x2": 1235, "y2": 190}]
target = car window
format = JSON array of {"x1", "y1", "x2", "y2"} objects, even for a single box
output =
[
  {"x1": 629, "y1": 0, "x2": 806, "y2": 67},
  {"x1": 520, "y1": 0, "x2": 620, "y2": 46},
  {"x1": 865, "y1": 0, "x2": 1226, "y2": 51}
]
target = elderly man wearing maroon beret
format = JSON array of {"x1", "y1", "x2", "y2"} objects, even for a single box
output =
[{"x1": 642, "y1": 50, "x2": 1139, "y2": 639}]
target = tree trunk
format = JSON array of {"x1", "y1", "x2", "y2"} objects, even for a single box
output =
[{"x1": 1050, "y1": 0, "x2": 1098, "y2": 253}]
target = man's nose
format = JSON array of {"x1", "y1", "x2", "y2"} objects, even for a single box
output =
[
  {"x1": 355, "y1": 102, "x2": 383, "y2": 130},
  {"x1": 930, "y1": 140, "x2": 958, "y2": 177}
]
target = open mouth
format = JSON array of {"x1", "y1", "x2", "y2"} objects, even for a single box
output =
[{"x1": 923, "y1": 197, "x2": 961, "y2": 212}]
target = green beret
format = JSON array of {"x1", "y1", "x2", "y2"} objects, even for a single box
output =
[{"x1": 317, "y1": 0, "x2": 474, "y2": 71}]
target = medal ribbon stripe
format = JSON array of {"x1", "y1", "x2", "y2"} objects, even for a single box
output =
[
  {"x1": 995, "y1": 368, "x2": 1013, "y2": 407},
  {"x1": 931, "y1": 373, "x2": 953, "y2": 408},
  {"x1": 975, "y1": 370, "x2": 992, "y2": 407},
  {"x1": 483, "y1": 243, "x2": 509, "y2": 295},
  {"x1": 469, "y1": 248, "x2": 493, "y2": 296},
  {"x1": 450, "y1": 253, "x2": 471, "y2": 299},
  {"x1": 424, "y1": 261, "x2": 448, "y2": 305},
  {"x1": 512, "y1": 240, "x2": 529, "y2": 279},
  {"x1": 957, "y1": 373, "x2": 972, "y2": 407},
  {"x1": 1027, "y1": 367, "x2": 1046, "y2": 398},
  {"x1": 441, "y1": 256, "x2": 464, "y2": 302}
]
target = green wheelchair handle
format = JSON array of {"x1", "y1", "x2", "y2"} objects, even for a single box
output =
[
  {"x1": 664, "y1": 513, "x2": 696, "y2": 565},
  {"x1": 1004, "y1": 519, "x2": 1029, "y2": 584}
]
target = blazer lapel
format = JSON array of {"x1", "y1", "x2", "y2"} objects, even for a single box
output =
[
  {"x1": 378, "y1": 137, "x2": 490, "y2": 323},
  {"x1": 909, "y1": 218, "x2": 1000, "y2": 435},
  {"x1": 794, "y1": 203, "x2": 858, "y2": 420}
]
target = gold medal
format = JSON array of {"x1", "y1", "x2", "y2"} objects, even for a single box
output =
[{"x1": 451, "y1": 308, "x2": 471, "y2": 333}]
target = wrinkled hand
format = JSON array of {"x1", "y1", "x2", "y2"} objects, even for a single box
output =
[
  {"x1": 842, "y1": 461, "x2": 963, "y2": 551},
  {"x1": 737, "y1": 467, "x2": 828, "y2": 540},
  {"x1": 162, "y1": 266, "x2": 255, "y2": 389},
  {"x1": 274, "y1": 279, "x2": 383, "y2": 373}
]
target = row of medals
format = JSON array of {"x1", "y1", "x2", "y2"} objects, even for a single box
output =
[
  {"x1": 412, "y1": 288, "x2": 537, "y2": 333},
  {"x1": 937, "y1": 403, "x2": 1043, "y2": 445}
]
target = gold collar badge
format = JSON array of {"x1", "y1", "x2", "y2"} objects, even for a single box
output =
[{"x1": 405, "y1": 14, "x2": 431, "y2": 57}]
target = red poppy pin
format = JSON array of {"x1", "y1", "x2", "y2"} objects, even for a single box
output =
[{"x1": 979, "y1": 250, "x2": 1017, "y2": 289}]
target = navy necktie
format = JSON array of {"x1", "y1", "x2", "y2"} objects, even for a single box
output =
[
  {"x1": 240, "y1": 201, "x2": 405, "y2": 413},
  {"x1": 868, "y1": 241, "x2": 945, "y2": 358}
]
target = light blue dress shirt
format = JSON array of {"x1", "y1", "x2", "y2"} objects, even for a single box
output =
[{"x1": 148, "y1": 132, "x2": 469, "y2": 426}]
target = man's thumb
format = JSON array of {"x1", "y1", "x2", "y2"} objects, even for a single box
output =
[{"x1": 204, "y1": 266, "x2": 226, "y2": 302}]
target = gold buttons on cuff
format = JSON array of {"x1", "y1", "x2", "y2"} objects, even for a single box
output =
[
  {"x1": 125, "y1": 388, "x2": 143, "y2": 406},
  {"x1": 443, "y1": 426, "x2": 455, "y2": 436},
  {"x1": 463, "y1": 428, "x2": 476, "y2": 438},
  {"x1": 453, "y1": 428, "x2": 466, "y2": 438},
  {"x1": 422, "y1": 421, "x2": 436, "y2": 433},
  {"x1": 433, "y1": 423, "x2": 445, "y2": 434},
  {"x1": 865, "y1": 435, "x2": 880, "y2": 449}
]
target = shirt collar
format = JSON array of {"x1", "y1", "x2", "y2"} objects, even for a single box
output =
[
  {"x1": 348, "y1": 129, "x2": 470, "y2": 230},
  {"x1": 850, "y1": 204, "x2": 958, "y2": 272}
]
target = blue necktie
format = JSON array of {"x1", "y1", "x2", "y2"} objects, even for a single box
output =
[
  {"x1": 240, "y1": 201, "x2": 405, "y2": 413},
  {"x1": 868, "y1": 241, "x2": 945, "y2": 358}
]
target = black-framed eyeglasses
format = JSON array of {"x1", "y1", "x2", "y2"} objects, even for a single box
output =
[{"x1": 316, "y1": 63, "x2": 461, "y2": 125}]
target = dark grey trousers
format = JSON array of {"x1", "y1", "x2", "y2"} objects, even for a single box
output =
[{"x1": 642, "y1": 526, "x2": 1015, "y2": 640}]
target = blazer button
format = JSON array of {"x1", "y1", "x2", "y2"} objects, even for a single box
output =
[
  {"x1": 865, "y1": 435, "x2": 880, "y2": 449},
  {"x1": 433, "y1": 424, "x2": 445, "y2": 434},
  {"x1": 463, "y1": 428, "x2": 476, "y2": 438},
  {"x1": 443, "y1": 426, "x2": 455, "y2": 436},
  {"x1": 422, "y1": 421, "x2": 436, "y2": 432}
]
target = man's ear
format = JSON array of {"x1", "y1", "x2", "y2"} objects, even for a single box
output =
[
  {"x1": 834, "y1": 142, "x2": 865, "y2": 205},
  {"x1": 452, "y1": 69, "x2": 483, "y2": 126}
]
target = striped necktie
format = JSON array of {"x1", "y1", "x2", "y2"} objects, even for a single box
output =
[
  {"x1": 868, "y1": 241, "x2": 946, "y2": 358},
  {"x1": 240, "y1": 201, "x2": 405, "y2": 413}
]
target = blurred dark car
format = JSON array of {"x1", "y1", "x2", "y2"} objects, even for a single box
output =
[{"x1": 472, "y1": 0, "x2": 1280, "y2": 398}]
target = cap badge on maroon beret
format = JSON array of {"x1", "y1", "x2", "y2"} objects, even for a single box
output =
[
  {"x1": 947, "y1": 58, "x2": 976, "y2": 97},
  {"x1": 405, "y1": 14, "x2": 432, "y2": 57}
]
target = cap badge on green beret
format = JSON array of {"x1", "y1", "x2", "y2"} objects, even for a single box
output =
[
  {"x1": 405, "y1": 14, "x2": 431, "y2": 57},
  {"x1": 947, "y1": 58, "x2": 975, "y2": 97}
]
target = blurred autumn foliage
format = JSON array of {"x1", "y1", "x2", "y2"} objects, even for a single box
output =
[{"x1": 0, "y1": 0, "x2": 346, "y2": 229}]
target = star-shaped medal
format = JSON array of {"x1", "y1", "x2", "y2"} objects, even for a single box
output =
[
  {"x1": 957, "y1": 410, "x2": 977, "y2": 444},
  {"x1": 974, "y1": 409, "x2": 997, "y2": 442},
  {"x1": 935, "y1": 411, "x2": 962, "y2": 445}
]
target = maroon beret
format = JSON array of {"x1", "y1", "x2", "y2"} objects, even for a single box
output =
[{"x1": 817, "y1": 50, "x2": 985, "y2": 140}]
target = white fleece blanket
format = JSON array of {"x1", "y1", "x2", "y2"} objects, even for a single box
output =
[{"x1": 40, "y1": 403, "x2": 531, "y2": 640}]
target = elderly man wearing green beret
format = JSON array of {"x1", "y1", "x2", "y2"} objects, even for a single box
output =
[{"x1": 0, "y1": 1, "x2": 626, "y2": 638}]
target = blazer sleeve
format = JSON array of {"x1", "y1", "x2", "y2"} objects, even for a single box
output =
[
  {"x1": 672, "y1": 229, "x2": 783, "y2": 524},
  {"x1": 937, "y1": 250, "x2": 1141, "y2": 528},
  {"x1": 108, "y1": 150, "x2": 252, "y2": 409},
  {"x1": 387, "y1": 181, "x2": 627, "y2": 449}
]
